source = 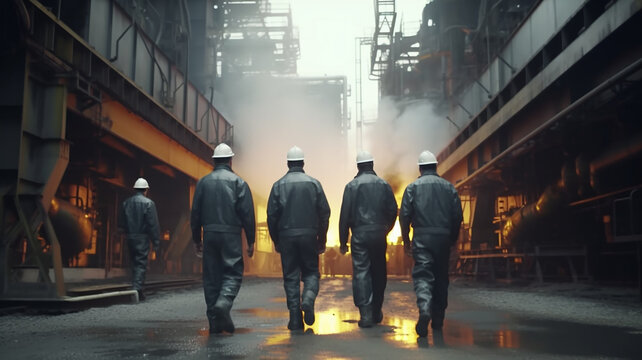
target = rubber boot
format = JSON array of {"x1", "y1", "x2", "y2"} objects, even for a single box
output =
[
  {"x1": 287, "y1": 309, "x2": 304, "y2": 330},
  {"x1": 214, "y1": 298, "x2": 235, "y2": 334},
  {"x1": 373, "y1": 307, "x2": 384, "y2": 324},
  {"x1": 209, "y1": 317, "x2": 222, "y2": 334},
  {"x1": 358, "y1": 306, "x2": 374, "y2": 328},
  {"x1": 301, "y1": 301, "x2": 315, "y2": 326},
  {"x1": 431, "y1": 318, "x2": 444, "y2": 330},
  {"x1": 415, "y1": 313, "x2": 430, "y2": 337}
]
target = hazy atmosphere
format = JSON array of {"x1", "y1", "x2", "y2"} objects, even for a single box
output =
[{"x1": 227, "y1": 1, "x2": 457, "y2": 246}]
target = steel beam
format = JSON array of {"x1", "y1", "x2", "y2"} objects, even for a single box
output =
[{"x1": 438, "y1": 0, "x2": 642, "y2": 184}]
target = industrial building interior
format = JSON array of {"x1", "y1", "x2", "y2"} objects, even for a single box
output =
[{"x1": 1, "y1": 0, "x2": 641, "y2": 302}]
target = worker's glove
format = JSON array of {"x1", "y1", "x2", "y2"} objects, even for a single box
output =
[
  {"x1": 246, "y1": 243, "x2": 255, "y2": 258},
  {"x1": 340, "y1": 243, "x2": 349, "y2": 255},
  {"x1": 194, "y1": 242, "x2": 203, "y2": 258},
  {"x1": 404, "y1": 241, "x2": 412, "y2": 257}
]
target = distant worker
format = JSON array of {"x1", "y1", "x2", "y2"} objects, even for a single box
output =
[
  {"x1": 267, "y1": 146, "x2": 330, "y2": 330},
  {"x1": 118, "y1": 177, "x2": 161, "y2": 301},
  {"x1": 400, "y1": 150, "x2": 463, "y2": 337},
  {"x1": 323, "y1": 246, "x2": 339, "y2": 277},
  {"x1": 191, "y1": 143, "x2": 256, "y2": 334},
  {"x1": 339, "y1": 150, "x2": 397, "y2": 327}
]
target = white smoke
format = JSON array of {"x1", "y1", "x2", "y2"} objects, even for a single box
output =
[
  {"x1": 222, "y1": 78, "x2": 457, "y2": 246},
  {"x1": 223, "y1": 76, "x2": 352, "y2": 246},
  {"x1": 364, "y1": 96, "x2": 456, "y2": 189}
]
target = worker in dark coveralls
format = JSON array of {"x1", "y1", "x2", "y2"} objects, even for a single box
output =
[
  {"x1": 338, "y1": 150, "x2": 397, "y2": 327},
  {"x1": 118, "y1": 177, "x2": 161, "y2": 301},
  {"x1": 400, "y1": 150, "x2": 463, "y2": 337},
  {"x1": 267, "y1": 146, "x2": 330, "y2": 330},
  {"x1": 190, "y1": 143, "x2": 256, "y2": 334}
]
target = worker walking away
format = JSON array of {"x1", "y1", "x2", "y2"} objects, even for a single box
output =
[
  {"x1": 339, "y1": 150, "x2": 397, "y2": 327},
  {"x1": 267, "y1": 146, "x2": 330, "y2": 331},
  {"x1": 118, "y1": 177, "x2": 161, "y2": 301},
  {"x1": 191, "y1": 143, "x2": 256, "y2": 334},
  {"x1": 400, "y1": 150, "x2": 463, "y2": 337}
]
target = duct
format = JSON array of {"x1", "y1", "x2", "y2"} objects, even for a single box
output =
[
  {"x1": 504, "y1": 130, "x2": 642, "y2": 247},
  {"x1": 502, "y1": 159, "x2": 579, "y2": 247},
  {"x1": 590, "y1": 132, "x2": 642, "y2": 190},
  {"x1": 502, "y1": 184, "x2": 568, "y2": 247},
  {"x1": 49, "y1": 198, "x2": 93, "y2": 265}
]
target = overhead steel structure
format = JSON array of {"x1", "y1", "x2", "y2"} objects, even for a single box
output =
[
  {"x1": 374, "y1": 0, "x2": 642, "y2": 296},
  {"x1": 0, "y1": 0, "x2": 233, "y2": 299},
  {"x1": 371, "y1": 0, "x2": 396, "y2": 79},
  {"x1": 217, "y1": 0, "x2": 300, "y2": 79}
]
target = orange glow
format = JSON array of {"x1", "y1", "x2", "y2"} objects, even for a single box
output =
[
  {"x1": 445, "y1": 321, "x2": 475, "y2": 346},
  {"x1": 497, "y1": 329, "x2": 519, "y2": 348},
  {"x1": 264, "y1": 332, "x2": 292, "y2": 346},
  {"x1": 386, "y1": 186, "x2": 411, "y2": 245},
  {"x1": 309, "y1": 308, "x2": 355, "y2": 335},
  {"x1": 382, "y1": 316, "x2": 419, "y2": 348}
]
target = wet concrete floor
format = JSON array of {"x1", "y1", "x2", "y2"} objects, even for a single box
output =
[{"x1": 1, "y1": 277, "x2": 641, "y2": 359}]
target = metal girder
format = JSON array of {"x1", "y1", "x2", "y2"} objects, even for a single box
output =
[
  {"x1": 93, "y1": 95, "x2": 213, "y2": 181},
  {"x1": 25, "y1": 0, "x2": 219, "y2": 165},
  {"x1": 371, "y1": 0, "x2": 396, "y2": 78},
  {"x1": 438, "y1": 0, "x2": 642, "y2": 185},
  {"x1": 1, "y1": 49, "x2": 68, "y2": 298}
]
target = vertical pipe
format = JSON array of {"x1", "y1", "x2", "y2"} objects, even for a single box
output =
[
  {"x1": 181, "y1": 0, "x2": 191, "y2": 124},
  {"x1": 108, "y1": 0, "x2": 113, "y2": 59}
]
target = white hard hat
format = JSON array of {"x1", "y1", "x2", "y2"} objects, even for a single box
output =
[
  {"x1": 212, "y1": 143, "x2": 234, "y2": 158},
  {"x1": 356, "y1": 150, "x2": 374, "y2": 164},
  {"x1": 418, "y1": 150, "x2": 438, "y2": 165},
  {"x1": 133, "y1": 178, "x2": 149, "y2": 189},
  {"x1": 287, "y1": 146, "x2": 304, "y2": 161}
]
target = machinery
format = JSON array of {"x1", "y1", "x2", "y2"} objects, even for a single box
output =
[
  {"x1": 0, "y1": 0, "x2": 235, "y2": 299},
  {"x1": 373, "y1": 0, "x2": 642, "y2": 293}
]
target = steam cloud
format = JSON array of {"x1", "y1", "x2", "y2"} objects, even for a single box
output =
[
  {"x1": 365, "y1": 97, "x2": 456, "y2": 188},
  {"x1": 223, "y1": 77, "x2": 352, "y2": 246},
  {"x1": 223, "y1": 78, "x2": 457, "y2": 246}
]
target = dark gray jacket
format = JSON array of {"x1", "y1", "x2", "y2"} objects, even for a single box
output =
[
  {"x1": 400, "y1": 169, "x2": 463, "y2": 245},
  {"x1": 267, "y1": 167, "x2": 330, "y2": 246},
  {"x1": 338, "y1": 170, "x2": 398, "y2": 246},
  {"x1": 190, "y1": 164, "x2": 256, "y2": 246},
  {"x1": 119, "y1": 192, "x2": 161, "y2": 248}
]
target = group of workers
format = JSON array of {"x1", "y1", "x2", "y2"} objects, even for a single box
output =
[{"x1": 118, "y1": 143, "x2": 462, "y2": 338}]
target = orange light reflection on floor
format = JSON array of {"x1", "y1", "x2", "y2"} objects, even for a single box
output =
[
  {"x1": 309, "y1": 308, "x2": 355, "y2": 335},
  {"x1": 383, "y1": 316, "x2": 419, "y2": 347},
  {"x1": 497, "y1": 328, "x2": 519, "y2": 348},
  {"x1": 264, "y1": 332, "x2": 292, "y2": 346}
]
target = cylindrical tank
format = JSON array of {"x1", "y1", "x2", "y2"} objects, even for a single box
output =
[{"x1": 49, "y1": 198, "x2": 92, "y2": 264}]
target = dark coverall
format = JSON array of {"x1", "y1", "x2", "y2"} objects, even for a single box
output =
[
  {"x1": 399, "y1": 169, "x2": 462, "y2": 327},
  {"x1": 339, "y1": 170, "x2": 397, "y2": 317},
  {"x1": 118, "y1": 192, "x2": 161, "y2": 292},
  {"x1": 190, "y1": 164, "x2": 256, "y2": 324},
  {"x1": 267, "y1": 166, "x2": 330, "y2": 313}
]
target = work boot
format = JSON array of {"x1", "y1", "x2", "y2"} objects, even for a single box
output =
[
  {"x1": 287, "y1": 309, "x2": 304, "y2": 330},
  {"x1": 301, "y1": 301, "x2": 315, "y2": 326},
  {"x1": 415, "y1": 313, "x2": 430, "y2": 337},
  {"x1": 431, "y1": 318, "x2": 444, "y2": 330},
  {"x1": 209, "y1": 317, "x2": 222, "y2": 334},
  {"x1": 373, "y1": 307, "x2": 384, "y2": 324},
  {"x1": 358, "y1": 306, "x2": 374, "y2": 328},
  {"x1": 136, "y1": 289, "x2": 146, "y2": 301},
  {"x1": 214, "y1": 298, "x2": 235, "y2": 334}
]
